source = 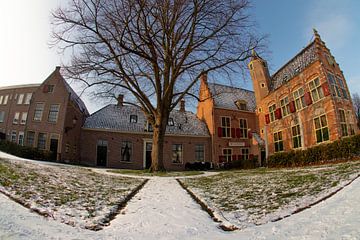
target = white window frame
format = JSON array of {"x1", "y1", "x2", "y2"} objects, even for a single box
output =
[
  {"x1": 18, "y1": 131, "x2": 24, "y2": 146},
  {"x1": 33, "y1": 102, "x2": 45, "y2": 121},
  {"x1": 314, "y1": 114, "x2": 330, "y2": 143},
  {"x1": 221, "y1": 116, "x2": 231, "y2": 138},
  {"x1": 239, "y1": 118, "x2": 248, "y2": 139},
  {"x1": 308, "y1": 77, "x2": 324, "y2": 103},
  {"x1": 20, "y1": 112, "x2": 27, "y2": 125},
  {"x1": 269, "y1": 104, "x2": 276, "y2": 122},
  {"x1": 172, "y1": 144, "x2": 183, "y2": 164},
  {"x1": 280, "y1": 96, "x2": 290, "y2": 117},
  {"x1": 13, "y1": 112, "x2": 20, "y2": 124},
  {"x1": 24, "y1": 93, "x2": 32, "y2": 105},
  {"x1": 17, "y1": 94, "x2": 24, "y2": 105},
  {"x1": 222, "y1": 148, "x2": 232, "y2": 162},
  {"x1": 48, "y1": 104, "x2": 60, "y2": 123},
  {"x1": 293, "y1": 87, "x2": 306, "y2": 110}
]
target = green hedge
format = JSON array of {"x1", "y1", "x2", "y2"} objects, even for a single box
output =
[
  {"x1": 0, "y1": 140, "x2": 53, "y2": 161},
  {"x1": 268, "y1": 134, "x2": 360, "y2": 168}
]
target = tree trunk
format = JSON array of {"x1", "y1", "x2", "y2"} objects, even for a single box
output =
[{"x1": 150, "y1": 115, "x2": 168, "y2": 172}]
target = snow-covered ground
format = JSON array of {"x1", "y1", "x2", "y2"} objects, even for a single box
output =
[{"x1": 0, "y1": 151, "x2": 360, "y2": 239}]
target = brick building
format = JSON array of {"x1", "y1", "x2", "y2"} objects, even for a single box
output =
[
  {"x1": 80, "y1": 98, "x2": 211, "y2": 170},
  {"x1": 0, "y1": 67, "x2": 89, "y2": 162},
  {"x1": 196, "y1": 74, "x2": 265, "y2": 167},
  {"x1": 249, "y1": 30, "x2": 359, "y2": 157}
]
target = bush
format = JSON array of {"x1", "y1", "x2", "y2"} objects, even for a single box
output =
[
  {"x1": 0, "y1": 140, "x2": 53, "y2": 161},
  {"x1": 268, "y1": 134, "x2": 360, "y2": 168},
  {"x1": 185, "y1": 161, "x2": 212, "y2": 171}
]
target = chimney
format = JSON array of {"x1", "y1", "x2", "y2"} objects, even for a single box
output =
[
  {"x1": 200, "y1": 72, "x2": 207, "y2": 84},
  {"x1": 117, "y1": 94, "x2": 124, "y2": 106},
  {"x1": 180, "y1": 99, "x2": 185, "y2": 112}
]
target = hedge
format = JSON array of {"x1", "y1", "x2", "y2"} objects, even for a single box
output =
[
  {"x1": 268, "y1": 134, "x2": 360, "y2": 168},
  {"x1": 0, "y1": 140, "x2": 53, "y2": 161}
]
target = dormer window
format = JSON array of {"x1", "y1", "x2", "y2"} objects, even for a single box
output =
[
  {"x1": 146, "y1": 121, "x2": 153, "y2": 132},
  {"x1": 168, "y1": 118, "x2": 174, "y2": 126},
  {"x1": 235, "y1": 100, "x2": 247, "y2": 111},
  {"x1": 130, "y1": 115, "x2": 138, "y2": 123}
]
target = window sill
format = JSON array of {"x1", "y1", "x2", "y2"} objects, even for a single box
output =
[{"x1": 120, "y1": 161, "x2": 133, "y2": 164}]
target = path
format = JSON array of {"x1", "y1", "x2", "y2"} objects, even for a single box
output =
[{"x1": 1, "y1": 151, "x2": 360, "y2": 239}]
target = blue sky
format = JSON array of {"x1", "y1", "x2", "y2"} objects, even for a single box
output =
[{"x1": 1, "y1": 0, "x2": 360, "y2": 113}]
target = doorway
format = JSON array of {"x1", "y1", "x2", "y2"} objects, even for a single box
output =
[
  {"x1": 50, "y1": 138, "x2": 59, "y2": 161},
  {"x1": 97, "y1": 140, "x2": 108, "y2": 167},
  {"x1": 144, "y1": 142, "x2": 152, "y2": 169},
  {"x1": 260, "y1": 149, "x2": 266, "y2": 167}
]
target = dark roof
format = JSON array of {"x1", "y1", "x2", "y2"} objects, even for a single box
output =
[
  {"x1": 270, "y1": 41, "x2": 318, "y2": 91},
  {"x1": 209, "y1": 83, "x2": 256, "y2": 112},
  {"x1": 64, "y1": 81, "x2": 89, "y2": 116},
  {"x1": 83, "y1": 104, "x2": 210, "y2": 137}
]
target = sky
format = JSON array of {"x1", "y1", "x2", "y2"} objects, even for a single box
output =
[{"x1": 1, "y1": 0, "x2": 360, "y2": 113}]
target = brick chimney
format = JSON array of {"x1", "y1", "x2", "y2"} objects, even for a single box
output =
[
  {"x1": 117, "y1": 94, "x2": 124, "y2": 106},
  {"x1": 180, "y1": 99, "x2": 185, "y2": 112}
]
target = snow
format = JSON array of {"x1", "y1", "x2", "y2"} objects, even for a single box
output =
[{"x1": 0, "y1": 152, "x2": 360, "y2": 239}]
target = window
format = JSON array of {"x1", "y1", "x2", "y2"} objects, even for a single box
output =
[
  {"x1": 168, "y1": 118, "x2": 174, "y2": 126},
  {"x1": 172, "y1": 144, "x2": 183, "y2": 164},
  {"x1": 336, "y1": 76, "x2": 348, "y2": 100},
  {"x1": 314, "y1": 114, "x2": 330, "y2": 143},
  {"x1": 18, "y1": 132, "x2": 24, "y2": 146},
  {"x1": 347, "y1": 110, "x2": 356, "y2": 136},
  {"x1": 241, "y1": 148, "x2": 249, "y2": 160},
  {"x1": 223, "y1": 148, "x2": 232, "y2": 162},
  {"x1": 121, "y1": 141, "x2": 132, "y2": 162},
  {"x1": 0, "y1": 111, "x2": 4, "y2": 123},
  {"x1": 339, "y1": 109, "x2": 348, "y2": 137},
  {"x1": 308, "y1": 77, "x2": 324, "y2": 103},
  {"x1": 24, "y1": 93, "x2": 32, "y2": 104},
  {"x1": 327, "y1": 73, "x2": 341, "y2": 97},
  {"x1": 280, "y1": 96, "x2": 290, "y2": 117},
  {"x1": 65, "y1": 143, "x2": 70, "y2": 153},
  {"x1": 221, "y1": 116, "x2": 231, "y2": 138},
  {"x1": 33, "y1": 103, "x2": 44, "y2": 121},
  {"x1": 3, "y1": 95, "x2": 8, "y2": 105},
  {"x1": 269, "y1": 104, "x2": 276, "y2": 122},
  {"x1": 37, "y1": 133, "x2": 47, "y2": 150},
  {"x1": 195, "y1": 144, "x2": 205, "y2": 162},
  {"x1": 48, "y1": 104, "x2": 60, "y2": 123},
  {"x1": 293, "y1": 87, "x2": 306, "y2": 110},
  {"x1": 26, "y1": 131, "x2": 35, "y2": 147},
  {"x1": 44, "y1": 84, "x2": 55, "y2": 93},
  {"x1": 13, "y1": 112, "x2": 20, "y2": 124},
  {"x1": 146, "y1": 121, "x2": 153, "y2": 132},
  {"x1": 130, "y1": 115, "x2": 138, "y2": 123},
  {"x1": 239, "y1": 119, "x2": 248, "y2": 138},
  {"x1": 17, "y1": 94, "x2": 24, "y2": 104},
  {"x1": 11, "y1": 131, "x2": 17, "y2": 143},
  {"x1": 292, "y1": 125, "x2": 302, "y2": 149},
  {"x1": 235, "y1": 100, "x2": 247, "y2": 111},
  {"x1": 20, "y1": 112, "x2": 27, "y2": 125},
  {"x1": 0, "y1": 96, "x2": 3, "y2": 104},
  {"x1": 274, "y1": 131, "x2": 283, "y2": 152}
]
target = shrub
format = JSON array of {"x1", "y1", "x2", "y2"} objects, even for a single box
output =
[
  {"x1": 267, "y1": 134, "x2": 360, "y2": 168},
  {"x1": 0, "y1": 140, "x2": 52, "y2": 161},
  {"x1": 185, "y1": 161, "x2": 212, "y2": 170}
]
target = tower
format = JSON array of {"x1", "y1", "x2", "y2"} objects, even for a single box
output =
[{"x1": 248, "y1": 50, "x2": 271, "y2": 105}]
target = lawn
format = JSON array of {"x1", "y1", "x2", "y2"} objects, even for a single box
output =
[
  {"x1": 108, "y1": 169, "x2": 204, "y2": 177},
  {"x1": 0, "y1": 158, "x2": 146, "y2": 230},
  {"x1": 179, "y1": 160, "x2": 360, "y2": 229}
]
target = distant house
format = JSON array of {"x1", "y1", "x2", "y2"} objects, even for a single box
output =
[
  {"x1": 248, "y1": 30, "x2": 359, "y2": 157},
  {"x1": 81, "y1": 98, "x2": 211, "y2": 170}
]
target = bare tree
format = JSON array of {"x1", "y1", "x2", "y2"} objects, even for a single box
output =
[
  {"x1": 51, "y1": 0, "x2": 264, "y2": 171},
  {"x1": 353, "y1": 93, "x2": 360, "y2": 128}
]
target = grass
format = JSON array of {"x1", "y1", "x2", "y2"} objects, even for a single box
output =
[
  {"x1": 0, "y1": 158, "x2": 145, "y2": 229},
  {"x1": 180, "y1": 160, "x2": 360, "y2": 227},
  {"x1": 108, "y1": 169, "x2": 204, "y2": 177}
]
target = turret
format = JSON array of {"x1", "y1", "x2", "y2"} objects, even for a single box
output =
[{"x1": 248, "y1": 50, "x2": 271, "y2": 104}]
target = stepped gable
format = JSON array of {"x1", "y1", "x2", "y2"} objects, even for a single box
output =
[
  {"x1": 83, "y1": 104, "x2": 210, "y2": 136},
  {"x1": 270, "y1": 41, "x2": 318, "y2": 91},
  {"x1": 209, "y1": 83, "x2": 256, "y2": 112}
]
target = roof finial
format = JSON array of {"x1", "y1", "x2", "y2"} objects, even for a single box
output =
[{"x1": 313, "y1": 28, "x2": 321, "y2": 40}]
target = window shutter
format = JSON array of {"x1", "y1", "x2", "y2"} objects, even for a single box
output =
[
  {"x1": 304, "y1": 92, "x2": 313, "y2": 105},
  {"x1": 217, "y1": 127, "x2": 222, "y2": 137},
  {"x1": 289, "y1": 101, "x2": 296, "y2": 113},
  {"x1": 231, "y1": 128, "x2": 236, "y2": 138},
  {"x1": 236, "y1": 128, "x2": 241, "y2": 138},
  {"x1": 265, "y1": 114, "x2": 270, "y2": 124},
  {"x1": 322, "y1": 82, "x2": 331, "y2": 96},
  {"x1": 248, "y1": 131, "x2": 253, "y2": 139},
  {"x1": 43, "y1": 85, "x2": 49, "y2": 93},
  {"x1": 275, "y1": 108, "x2": 282, "y2": 119}
]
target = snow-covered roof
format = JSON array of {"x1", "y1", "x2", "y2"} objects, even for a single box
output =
[
  {"x1": 209, "y1": 83, "x2": 256, "y2": 112},
  {"x1": 83, "y1": 104, "x2": 210, "y2": 137}
]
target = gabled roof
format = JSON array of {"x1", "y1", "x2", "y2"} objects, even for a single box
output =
[
  {"x1": 0, "y1": 83, "x2": 41, "y2": 91},
  {"x1": 83, "y1": 104, "x2": 210, "y2": 137},
  {"x1": 209, "y1": 83, "x2": 256, "y2": 112},
  {"x1": 270, "y1": 41, "x2": 318, "y2": 91},
  {"x1": 64, "y1": 80, "x2": 89, "y2": 116}
]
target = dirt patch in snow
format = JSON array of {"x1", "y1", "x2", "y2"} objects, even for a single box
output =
[{"x1": 0, "y1": 158, "x2": 146, "y2": 230}]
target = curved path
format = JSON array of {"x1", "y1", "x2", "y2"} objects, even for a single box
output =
[{"x1": 1, "y1": 151, "x2": 359, "y2": 239}]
